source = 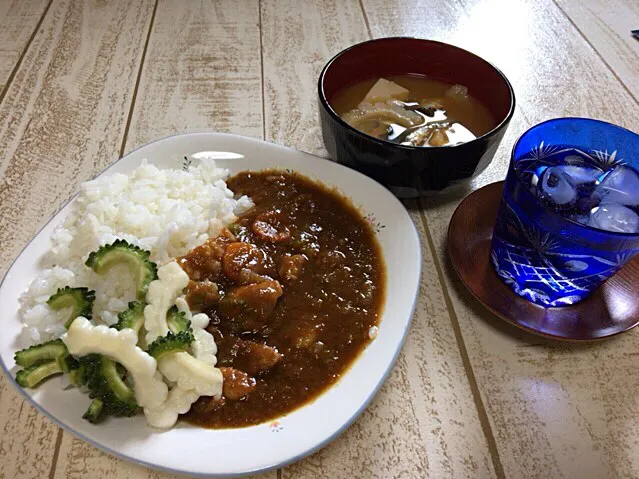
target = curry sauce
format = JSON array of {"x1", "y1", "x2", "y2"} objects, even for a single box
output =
[{"x1": 180, "y1": 170, "x2": 385, "y2": 428}]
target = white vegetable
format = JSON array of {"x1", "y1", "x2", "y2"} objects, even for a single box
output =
[
  {"x1": 144, "y1": 387, "x2": 200, "y2": 429},
  {"x1": 144, "y1": 318, "x2": 219, "y2": 428},
  {"x1": 191, "y1": 312, "x2": 210, "y2": 330},
  {"x1": 363, "y1": 78, "x2": 410, "y2": 103},
  {"x1": 144, "y1": 262, "x2": 189, "y2": 344},
  {"x1": 174, "y1": 296, "x2": 192, "y2": 320},
  {"x1": 62, "y1": 317, "x2": 168, "y2": 409},
  {"x1": 175, "y1": 299, "x2": 217, "y2": 364},
  {"x1": 145, "y1": 305, "x2": 220, "y2": 428},
  {"x1": 192, "y1": 328, "x2": 217, "y2": 366},
  {"x1": 158, "y1": 352, "x2": 223, "y2": 398}
]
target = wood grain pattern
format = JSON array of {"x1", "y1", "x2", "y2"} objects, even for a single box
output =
[
  {"x1": 53, "y1": 436, "x2": 165, "y2": 479},
  {"x1": 52, "y1": 1, "x2": 273, "y2": 477},
  {"x1": 261, "y1": 0, "x2": 367, "y2": 157},
  {"x1": 0, "y1": 0, "x2": 154, "y2": 477},
  {"x1": 260, "y1": 1, "x2": 495, "y2": 477},
  {"x1": 2, "y1": 0, "x2": 639, "y2": 477},
  {"x1": 0, "y1": 0, "x2": 50, "y2": 94},
  {"x1": 123, "y1": 0, "x2": 263, "y2": 153},
  {"x1": 362, "y1": 0, "x2": 639, "y2": 130},
  {"x1": 554, "y1": 0, "x2": 639, "y2": 101},
  {"x1": 362, "y1": 0, "x2": 639, "y2": 477}
]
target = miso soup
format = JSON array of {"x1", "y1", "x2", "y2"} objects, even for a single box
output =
[{"x1": 331, "y1": 75, "x2": 496, "y2": 147}]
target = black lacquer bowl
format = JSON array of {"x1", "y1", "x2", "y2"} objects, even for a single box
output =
[{"x1": 318, "y1": 37, "x2": 516, "y2": 197}]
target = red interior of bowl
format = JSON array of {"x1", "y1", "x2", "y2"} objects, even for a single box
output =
[{"x1": 321, "y1": 38, "x2": 514, "y2": 127}]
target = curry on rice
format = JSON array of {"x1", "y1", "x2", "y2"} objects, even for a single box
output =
[{"x1": 179, "y1": 170, "x2": 385, "y2": 428}]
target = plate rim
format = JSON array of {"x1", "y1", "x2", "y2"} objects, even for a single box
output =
[{"x1": 0, "y1": 131, "x2": 422, "y2": 477}]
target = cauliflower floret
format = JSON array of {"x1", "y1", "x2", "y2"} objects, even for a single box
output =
[
  {"x1": 144, "y1": 262, "x2": 189, "y2": 344},
  {"x1": 144, "y1": 387, "x2": 200, "y2": 429},
  {"x1": 63, "y1": 317, "x2": 168, "y2": 409},
  {"x1": 158, "y1": 352, "x2": 223, "y2": 397}
]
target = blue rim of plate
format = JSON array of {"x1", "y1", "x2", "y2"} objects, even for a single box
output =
[{"x1": 0, "y1": 132, "x2": 421, "y2": 478}]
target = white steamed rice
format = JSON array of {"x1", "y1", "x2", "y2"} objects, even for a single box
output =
[{"x1": 19, "y1": 159, "x2": 252, "y2": 345}]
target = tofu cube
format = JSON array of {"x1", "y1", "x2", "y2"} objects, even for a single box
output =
[{"x1": 362, "y1": 78, "x2": 410, "y2": 103}]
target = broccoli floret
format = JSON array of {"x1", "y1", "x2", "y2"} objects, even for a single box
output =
[
  {"x1": 81, "y1": 354, "x2": 139, "y2": 420},
  {"x1": 47, "y1": 287, "x2": 95, "y2": 329},
  {"x1": 16, "y1": 361, "x2": 63, "y2": 388},
  {"x1": 85, "y1": 240, "x2": 158, "y2": 300},
  {"x1": 83, "y1": 398, "x2": 104, "y2": 424},
  {"x1": 112, "y1": 301, "x2": 146, "y2": 333},
  {"x1": 147, "y1": 330, "x2": 194, "y2": 360},
  {"x1": 15, "y1": 338, "x2": 68, "y2": 368},
  {"x1": 166, "y1": 306, "x2": 191, "y2": 334}
]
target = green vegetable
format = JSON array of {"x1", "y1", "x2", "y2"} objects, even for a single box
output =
[
  {"x1": 147, "y1": 330, "x2": 194, "y2": 360},
  {"x1": 166, "y1": 306, "x2": 190, "y2": 334},
  {"x1": 47, "y1": 287, "x2": 95, "y2": 329},
  {"x1": 16, "y1": 361, "x2": 63, "y2": 388},
  {"x1": 57, "y1": 353, "x2": 78, "y2": 374},
  {"x1": 14, "y1": 338, "x2": 68, "y2": 368},
  {"x1": 81, "y1": 354, "x2": 139, "y2": 420},
  {"x1": 13, "y1": 338, "x2": 76, "y2": 388},
  {"x1": 82, "y1": 398, "x2": 104, "y2": 424},
  {"x1": 69, "y1": 360, "x2": 90, "y2": 387},
  {"x1": 112, "y1": 301, "x2": 146, "y2": 333},
  {"x1": 85, "y1": 240, "x2": 158, "y2": 300}
]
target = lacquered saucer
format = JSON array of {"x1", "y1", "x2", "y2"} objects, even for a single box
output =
[{"x1": 447, "y1": 181, "x2": 639, "y2": 341}]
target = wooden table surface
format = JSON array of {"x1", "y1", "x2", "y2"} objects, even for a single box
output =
[{"x1": 1, "y1": 1, "x2": 638, "y2": 478}]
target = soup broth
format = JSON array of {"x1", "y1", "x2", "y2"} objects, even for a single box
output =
[{"x1": 331, "y1": 75, "x2": 496, "y2": 147}]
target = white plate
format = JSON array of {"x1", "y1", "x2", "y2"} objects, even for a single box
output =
[{"x1": 0, "y1": 133, "x2": 421, "y2": 477}]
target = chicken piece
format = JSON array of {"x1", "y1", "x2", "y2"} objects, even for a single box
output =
[
  {"x1": 178, "y1": 228, "x2": 236, "y2": 281},
  {"x1": 252, "y1": 210, "x2": 291, "y2": 243},
  {"x1": 218, "y1": 280, "x2": 283, "y2": 332},
  {"x1": 185, "y1": 280, "x2": 220, "y2": 312},
  {"x1": 228, "y1": 338, "x2": 282, "y2": 376},
  {"x1": 197, "y1": 396, "x2": 226, "y2": 414},
  {"x1": 178, "y1": 256, "x2": 220, "y2": 282},
  {"x1": 222, "y1": 242, "x2": 272, "y2": 281},
  {"x1": 278, "y1": 254, "x2": 307, "y2": 282},
  {"x1": 237, "y1": 268, "x2": 271, "y2": 286},
  {"x1": 220, "y1": 367, "x2": 256, "y2": 400},
  {"x1": 253, "y1": 221, "x2": 290, "y2": 243}
]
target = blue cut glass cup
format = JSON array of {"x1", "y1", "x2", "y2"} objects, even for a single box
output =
[{"x1": 491, "y1": 118, "x2": 639, "y2": 307}]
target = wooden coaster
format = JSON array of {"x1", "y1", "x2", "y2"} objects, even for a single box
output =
[{"x1": 447, "y1": 182, "x2": 639, "y2": 340}]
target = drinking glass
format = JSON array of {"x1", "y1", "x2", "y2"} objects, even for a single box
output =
[{"x1": 491, "y1": 118, "x2": 639, "y2": 307}]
